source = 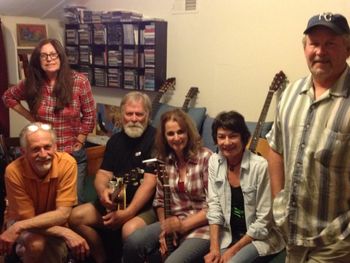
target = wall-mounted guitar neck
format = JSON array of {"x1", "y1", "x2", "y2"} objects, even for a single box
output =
[
  {"x1": 248, "y1": 71, "x2": 287, "y2": 154},
  {"x1": 181, "y1": 87, "x2": 199, "y2": 112},
  {"x1": 151, "y1": 77, "x2": 176, "y2": 120}
]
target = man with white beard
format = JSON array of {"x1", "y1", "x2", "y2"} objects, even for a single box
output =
[
  {"x1": 69, "y1": 91, "x2": 157, "y2": 263},
  {"x1": 0, "y1": 122, "x2": 89, "y2": 263}
]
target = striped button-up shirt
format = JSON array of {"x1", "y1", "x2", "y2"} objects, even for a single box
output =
[
  {"x1": 3, "y1": 71, "x2": 95, "y2": 153},
  {"x1": 153, "y1": 147, "x2": 212, "y2": 240},
  {"x1": 267, "y1": 67, "x2": 350, "y2": 247}
]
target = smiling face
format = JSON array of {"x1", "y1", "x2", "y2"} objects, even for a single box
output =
[
  {"x1": 165, "y1": 120, "x2": 188, "y2": 157},
  {"x1": 24, "y1": 130, "x2": 57, "y2": 178},
  {"x1": 216, "y1": 127, "x2": 244, "y2": 161},
  {"x1": 40, "y1": 43, "x2": 61, "y2": 77},
  {"x1": 304, "y1": 27, "x2": 350, "y2": 84}
]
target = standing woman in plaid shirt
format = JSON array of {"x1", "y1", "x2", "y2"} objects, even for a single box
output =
[
  {"x1": 123, "y1": 108, "x2": 212, "y2": 263},
  {"x1": 2, "y1": 38, "x2": 96, "y2": 203}
]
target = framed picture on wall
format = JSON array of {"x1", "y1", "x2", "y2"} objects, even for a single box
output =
[{"x1": 16, "y1": 24, "x2": 47, "y2": 47}]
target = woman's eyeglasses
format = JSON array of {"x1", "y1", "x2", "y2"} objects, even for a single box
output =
[{"x1": 39, "y1": 52, "x2": 59, "y2": 61}]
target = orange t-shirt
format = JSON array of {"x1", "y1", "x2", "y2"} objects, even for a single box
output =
[{"x1": 5, "y1": 152, "x2": 77, "y2": 221}]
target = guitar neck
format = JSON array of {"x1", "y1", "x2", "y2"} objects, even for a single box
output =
[
  {"x1": 163, "y1": 184, "x2": 175, "y2": 252},
  {"x1": 248, "y1": 90, "x2": 274, "y2": 153},
  {"x1": 163, "y1": 185, "x2": 172, "y2": 218},
  {"x1": 151, "y1": 92, "x2": 163, "y2": 120},
  {"x1": 181, "y1": 98, "x2": 191, "y2": 112}
]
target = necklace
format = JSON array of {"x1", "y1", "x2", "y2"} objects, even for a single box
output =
[
  {"x1": 228, "y1": 156, "x2": 243, "y2": 171},
  {"x1": 228, "y1": 161, "x2": 240, "y2": 171}
]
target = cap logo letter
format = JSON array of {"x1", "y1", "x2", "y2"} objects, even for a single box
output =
[{"x1": 319, "y1": 12, "x2": 333, "y2": 22}]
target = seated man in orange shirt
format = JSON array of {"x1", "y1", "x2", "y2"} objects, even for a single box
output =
[{"x1": 0, "y1": 122, "x2": 89, "y2": 263}]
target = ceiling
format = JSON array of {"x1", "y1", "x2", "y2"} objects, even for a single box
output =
[{"x1": 0, "y1": 0, "x2": 88, "y2": 19}]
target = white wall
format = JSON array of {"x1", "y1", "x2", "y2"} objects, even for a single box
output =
[
  {"x1": 81, "y1": 0, "x2": 350, "y2": 120},
  {"x1": 3, "y1": 1, "x2": 350, "y2": 136}
]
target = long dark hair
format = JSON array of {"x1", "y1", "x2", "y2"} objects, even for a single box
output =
[
  {"x1": 155, "y1": 109, "x2": 202, "y2": 161},
  {"x1": 24, "y1": 38, "x2": 73, "y2": 113}
]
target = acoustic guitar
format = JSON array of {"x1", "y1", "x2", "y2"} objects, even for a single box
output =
[
  {"x1": 248, "y1": 71, "x2": 287, "y2": 157},
  {"x1": 108, "y1": 167, "x2": 144, "y2": 211},
  {"x1": 143, "y1": 158, "x2": 176, "y2": 258},
  {"x1": 151, "y1": 77, "x2": 176, "y2": 120},
  {"x1": 181, "y1": 87, "x2": 199, "y2": 112}
]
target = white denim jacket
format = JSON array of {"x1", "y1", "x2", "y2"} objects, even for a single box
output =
[{"x1": 206, "y1": 149, "x2": 285, "y2": 256}]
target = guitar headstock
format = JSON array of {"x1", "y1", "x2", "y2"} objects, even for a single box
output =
[
  {"x1": 159, "y1": 77, "x2": 176, "y2": 94},
  {"x1": 142, "y1": 158, "x2": 168, "y2": 185},
  {"x1": 269, "y1": 71, "x2": 287, "y2": 92},
  {"x1": 185, "y1": 86, "x2": 199, "y2": 99},
  {"x1": 124, "y1": 167, "x2": 144, "y2": 186},
  {"x1": 182, "y1": 86, "x2": 199, "y2": 112}
]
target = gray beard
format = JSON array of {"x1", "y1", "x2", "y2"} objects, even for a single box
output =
[{"x1": 124, "y1": 124, "x2": 146, "y2": 138}]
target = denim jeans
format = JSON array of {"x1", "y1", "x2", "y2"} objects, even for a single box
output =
[
  {"x1": 71, "y1": 147, "x2": 87, "y2": 204},
  {"x1": 123, "y1": 222, "x2": 210, "y2": 263},
  {"x1": 221, "y1": 243, "x2": 259, "y2": 263}
]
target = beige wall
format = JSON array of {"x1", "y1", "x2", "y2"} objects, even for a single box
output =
[
  {"x1": 82, "y1": 0, "x2": 350, "y2": 120},
  {"x1": 3, "y1": 1, "x2": 350, "y2": 136}
]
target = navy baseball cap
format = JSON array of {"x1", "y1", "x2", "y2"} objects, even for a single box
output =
[{"x1": 304, "y1": 12, "x2": 350, "y2": 35}]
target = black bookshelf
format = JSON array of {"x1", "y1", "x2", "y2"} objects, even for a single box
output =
[{"x1": 65, "y1": 20, "x2": 167, "y2": 91}]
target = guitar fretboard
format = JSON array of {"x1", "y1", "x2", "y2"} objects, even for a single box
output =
[
  {"x1": 248, "y1": 90, "x2": 274, "y2": 152},
  {"x1": 248, "y1": 71, "x2": 286, "y2": 154},
  {"x1": 163, "y1": 184, "x2": 175, "y2": 252}
]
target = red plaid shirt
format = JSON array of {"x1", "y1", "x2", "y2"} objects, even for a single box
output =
[
  {"x1": 3, "y1": 71, "x2": 95, "y2": 153},
  {"x1": 153, "y1": 147, "x2": 212, "y2": 240}
]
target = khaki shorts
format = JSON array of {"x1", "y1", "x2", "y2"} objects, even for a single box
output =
[
  {"x1": 136, "y1": 206, "x2": 157, "y2": 225},
  {"x1": 94, "y1": 199, "x2": 157, "y2": 225},
  {"x1": 286, "y1": 235, "x2": 350, "y2": 263}
]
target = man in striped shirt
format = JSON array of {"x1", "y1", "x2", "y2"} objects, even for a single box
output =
[{"x1": 267, "y1": 12, "x2": 350, "y2": 262}]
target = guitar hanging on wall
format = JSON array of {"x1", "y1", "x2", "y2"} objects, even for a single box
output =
[
  {"x1": 248, "y1": 71, "x2": 287, "y2": 155},
  {"x1": 151, "y1": 77, "x2": 176, "y2": 120},
  {"x1": 181, "y1": 87, "x2": 199, "y2": 112}
]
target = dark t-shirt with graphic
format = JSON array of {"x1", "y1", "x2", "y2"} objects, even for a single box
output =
[{"x1": 230, "y1": 186, "x2": 247, "y2": 241}]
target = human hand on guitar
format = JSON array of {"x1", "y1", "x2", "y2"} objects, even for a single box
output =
[
  {"x1": 161, "y1": 216, "x2": 184, "y2": 234},
  {"x1": 99, "y1": 187, "x2": 115, "y2": 211},
  {"x1": 159, "y1": 229, "x2": 178, "y2": 256},
  {"x1": 158, "y1": 216, "x2": 182, "y2": 255}
]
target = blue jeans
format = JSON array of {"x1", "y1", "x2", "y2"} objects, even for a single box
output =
[
  {"x1": 123, "y1": 222, "x2": 210, "y2": 263},
  {"x1": 221, "y1": 243, "x2": 259, "y2": 263},
  {"x1": 71, "y1": 147, "x2": 87, "y2": 204}
]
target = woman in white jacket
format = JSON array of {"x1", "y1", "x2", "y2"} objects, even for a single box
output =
[{"x1": 205, "y1": 111, "x2": 284, "y2": 263}]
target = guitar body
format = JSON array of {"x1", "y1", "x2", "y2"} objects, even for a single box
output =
[{"x1": 248, "y1": 138, "x2": 269, "y2": 159}]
